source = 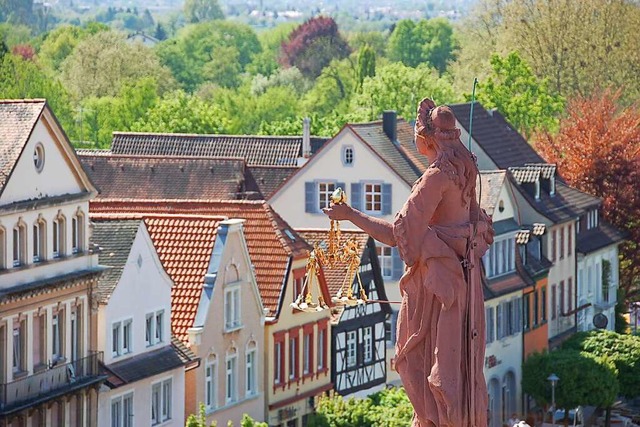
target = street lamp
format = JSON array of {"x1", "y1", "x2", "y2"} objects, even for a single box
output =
[{"x1": 547, "y1": 373, "x2": 559, "y2": 427}]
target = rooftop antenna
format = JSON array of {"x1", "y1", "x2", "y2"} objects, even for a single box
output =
[{"x1": 468, "y1": 77, "x2": 478, "y2": 151}]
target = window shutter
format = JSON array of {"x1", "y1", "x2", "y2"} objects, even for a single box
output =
[
  {"x1": 391, "y1": 247, "x2": 404, "y2": 280},
  {"x1": 305, "y1": 182, "x2": 316, "y2": 213},
  {"x1": 351, "y1": 182, "x2": 363, "y2": 211},
  {"x1": 382, "y1": 183, "x2": 392, "y2": 215},
  {"x1": 497, "y1": 304, "x2": 504, "y2": 339}
]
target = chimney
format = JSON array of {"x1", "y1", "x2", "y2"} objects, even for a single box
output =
[
  {"x1": 382, "y1": 110, "x2": 397, "y2": 143},
  {"x1": 302, "y1": 117, "x2": 311, "y2": 158}
]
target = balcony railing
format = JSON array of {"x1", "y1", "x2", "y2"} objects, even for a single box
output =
[{"x1": 0, "y1": 352, "x2": 104, "y2": 414}]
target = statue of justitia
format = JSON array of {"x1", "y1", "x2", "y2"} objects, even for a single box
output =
[{"x1": 324, "y1": 98, "x2": 494, "y2": 426}]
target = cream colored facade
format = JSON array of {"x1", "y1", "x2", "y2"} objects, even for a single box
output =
[
  {"x1": 0, "y1": 102, "x2": 103, "y2": 426},
  {"x1": 186, "y1": 220, "x2": 266, "y2": 426},
  {"x1": 264, "y1": 256, "x2": 332, "y2": 427}
]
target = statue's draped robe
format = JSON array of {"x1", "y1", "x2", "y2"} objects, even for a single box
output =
[{"x1": 392, "y1": 168, "x2": 493, "y2": 427}]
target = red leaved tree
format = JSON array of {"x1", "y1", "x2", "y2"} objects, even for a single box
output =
[
  {"x1": 535, "y1": 89, "x2": 640, "y2": 302},
  {"x1": 12, "y1": 44, "x2": 35, "y2": 61},
  {"x1": 280, "y1": 16, "x2": 351, "y2": 79}
]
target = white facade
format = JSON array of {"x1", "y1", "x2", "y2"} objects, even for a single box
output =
[
  {"x1": 484, "y1": 292, "x2": 524, "y2": 427},
  {"x1": 577, "y1": 245, "x2": 619, "y2": 332},
  {"x1": 96, "y1": 223, "x2": 185, "y2": 427}
]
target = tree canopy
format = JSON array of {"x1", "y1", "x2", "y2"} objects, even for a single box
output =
[
  {"x1": 280, "y1": 16, "x2": 351, "y2": 79},
  {"x1": 535, "y1": 90, "x2": 640, "y2": 303},
  {"x1": 183, "y1": 0, "x2": 224, "y2": 24},
  {"x1": 476, "y1": 51, "x2": 565, "y2": 138}
]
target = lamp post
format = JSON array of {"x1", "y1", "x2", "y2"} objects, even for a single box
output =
[{"x1": 547, "y1": 373, "x2": 559, "y2": 427}]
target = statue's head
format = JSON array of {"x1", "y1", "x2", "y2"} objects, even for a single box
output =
[{"x1": 431, "y1": 106, "x2": 457, "y2": 132}]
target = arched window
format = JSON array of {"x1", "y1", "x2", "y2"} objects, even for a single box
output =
[
  {"x1": 502, "y1": 371, "x2": 517, "y2": 425},
  {"x1": 245, "y1": 340, "x2": 257, "y2": 396},
  {"x1": 488, "y1": 377, "x2": 501, "y2": 427},
  {"x1": 12, "y1": 220, "x2": 27, "y2": 267},
  {"x1": 72, "y1": 210, "x2": 85, "y2": 254},
  {"x1": 204, "y1": 354, "x2": 217, "y2": 411},
  {"x1": 53, "y1": 213, "x2": 66, "y2": 258},
  {"x1": 225, "y1": 346, "x2": 238, "y2": 404},
  {"x1": 224, "y1": 264, "x2": 241, "y2": 331},
  {"x1": 32, "y1": 216, "x2": 46, "y2": 263}
]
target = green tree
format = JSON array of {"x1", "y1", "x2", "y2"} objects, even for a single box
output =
[
  {"x1": 154, "y1": 23, "x2": 167, "y2": 41},
  {"x1": 563, "y1": 330, "x2": 640, "y2": 399},
  {"x1": 0, "y1": 53, "x2": 75, "y2": 135},
  {"x1": 76, "y1": 77, "x2": 159, "y2": 147},
  {"x1": 308, "y1": 387, "x2": 413, "y2": 427},
  {"x1": 387, "y1": 18, "x2": 458, "y2": 73},
  {"x1": 302, "y1": 58, "x2": 357, "y2": 117},
  {"x1": 38, "y1": 24, "x2": 102, "y2": 72},
  {"x1": 131, "y1": 90, "x2": 229, "y2": 134},
  {"x1": 356, "y1": 44, "x2": 376, "y2": 91},
  {"x1": 183, "y1": 0, "x2": 224, "y2": 24},
  {"x1": 522, "y1": 350, "x2": 618, "y2": 426},
  {"x1": 156, "y1": 21, "x2": 261, "y2": 91},
  {"x1": 498, "y1": 0, "x2": 640, "y2": 103},
  {"x1": 351, "y1": 62, "x2": 458, "y2": 121},
  {"x1": 0, "y1": 0, "x2": 34, "y2": 26},
  {"x1": 60, "y1": 30, "x2": 175, "y2": 101},
  {"x1": 245, "y1": 22, "x2": 296, "y2": 77},
  {"x1": 475, "y1": 52, "x2": 564, "y2": 138},
  {"x1": 347, "y1": 30, "x2": 387, "y2": 58}
]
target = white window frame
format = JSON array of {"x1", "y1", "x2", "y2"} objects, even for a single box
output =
[
  {"x1": 342, "y1": 145, "x2": 354, "y2": 166},
  {"x1": 12, "y1": 224, "x2": 25, "y2": 267},
  {"x1": 363, "y1": 326, "x2": 373, "y2": 363},
  {"x1": 303, "y1": 333, "x2": 311, "y2": 375},
  {"x1": 246, "y1": 346, "x2": 257, "y2": 396},
  {"x1": 363, "y1": 182, "x2": 383, "y2": 213},
  {"x1": 224, "y1": 286, "x2": 241, "y2": 331},
  {"x1": 111, "y1": 396, "x2": 122, "y2": 427},
  {"x1": 205, "y1": 356, "x2": 217, "y2": 411},
  {"x1": 274, "y1": 341, "x2": 283, "y2": 385},
  {"x1": 346, "y1": 330, "x2": 357, "y2": 368},
  {"x1": 145, "y1": 313, "x2": 153, "y2": 347},
  {"x1": 317, "y1": 329, "x2": 325, "y2": 371},
  {"x1": 376, "y1": 244, "x2": 393, "y2": 279},
  {"x1": 155, "y1": 310, "x2": 164, "y2": 343},
  {"x1": 112, "y1": 321, "x2": 121, "y2": 357},
  {"x1": 53, "y1": 218, "x2": 61, "y2": 258},
  {"x1": 289, "y1": 335, "x2": 297, "y2": 380},
  {"x1": 122, "y1": 319, "x2": 132, "y2": 354},
  {"x1": 483, "y1": 235, "x2": 516, "y2": 279},
  {"x1": 226, "y1": 353, "x2": 237, "y2": 404},
  {"x1": 12, "y1": 324, "x2": 23, "y2": 373},
  {"x1": 52, "y1": 312, "x2": 62, "y2": 360},
  {"x1": 317, "y1": 181, "x2": 336, "y2": 211},
  {"x1": 32, "y1": 222, "x2": 42, "y2": 262},
  {"x1": 151, "y1": 378, "x2": 172, "y2": 425}
]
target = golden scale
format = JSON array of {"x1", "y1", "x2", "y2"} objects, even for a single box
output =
[{"x1": 290, "y1": 188, "x2": 370, "y2": 313}]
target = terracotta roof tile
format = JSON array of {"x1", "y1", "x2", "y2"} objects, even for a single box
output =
[
  {"x1": 111, "y1": 132, "x2": 329, "y2": 167},
  {"x1": 0, "y1": 100, "x2": 46, "y2": 193},
  {"x1": 90, "y1": 199, "x2": 310, "y2": 318},
  {"x1": 80, "y1": 154, "x2": 246, "y2": 201}
]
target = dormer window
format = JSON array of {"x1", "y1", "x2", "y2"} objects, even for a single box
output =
[{"x1": 587, "y1": 209, "x2": 599, "y2": 229}]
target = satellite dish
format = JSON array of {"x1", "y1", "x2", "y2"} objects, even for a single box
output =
[{"x1": 593, "y1": 313, "x2": 608, "y2": 329}]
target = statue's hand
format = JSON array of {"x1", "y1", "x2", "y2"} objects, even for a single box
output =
[{"x1": 322, "y1": 203, "x2": 353, "y2": 221}]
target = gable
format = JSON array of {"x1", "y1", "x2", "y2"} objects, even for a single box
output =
[
  {"x1": 269, "y1": 128, "x2": 411, "y2": 229},
  {"x1": 0, "y1": 106, "x2": 96, "y2": 206}
]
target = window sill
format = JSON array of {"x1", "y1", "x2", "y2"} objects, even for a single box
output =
[
  {"x1": 13, "y1": 370, "x2": 28, "y2": 380},
  {"x1": 224, "y1": 325, "x2": 243, "y2": 334}
]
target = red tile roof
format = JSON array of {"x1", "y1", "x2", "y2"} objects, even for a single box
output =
[
  {"x1": 90, "y1": 199, "x2": 311, "y2": 318},
  {"x1": 79, "y1": 154, "x2": 246, "y2": 200},
  {"x1": 0, "y1": 100, "x2": 46, "y2": 193},
  {"x1": 91, "y1": 212, "x2": 223, "y2": 342}
]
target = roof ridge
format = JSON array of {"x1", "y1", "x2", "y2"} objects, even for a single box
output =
[
  {"x1": 79, "y1": 153, "x2": 247, "y2": 162},
  {"x1": 91, "y1": 212, "x2": 227, "y2": 221},
  {"x1": 0, "y1": 99, "x2": 47, "y2": 104},
  {"x1": 91, "y1": 198, "x2": 266, "y2": 205},
  {"x1": 113, "y1": 131, "x2": 307, "y2": 140}
]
